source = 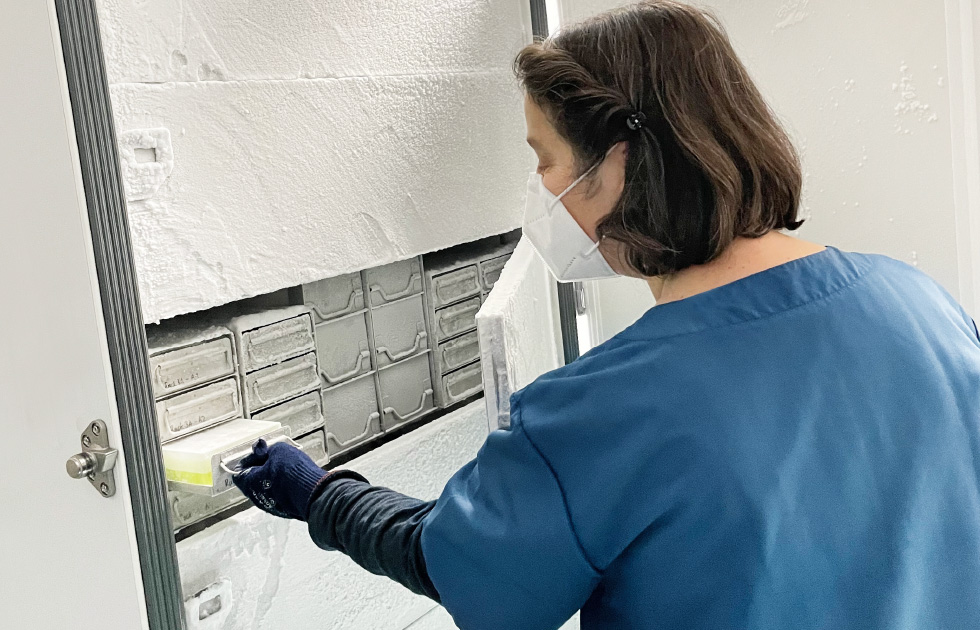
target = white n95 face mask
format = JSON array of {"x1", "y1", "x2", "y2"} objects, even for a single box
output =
[{"x1": 522, "y1": 161, "x2": 619, "y2": 282}]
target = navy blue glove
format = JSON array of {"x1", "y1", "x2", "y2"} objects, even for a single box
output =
[{"x1": 232, "y1": 439, "x2": 328, "y2": 521}]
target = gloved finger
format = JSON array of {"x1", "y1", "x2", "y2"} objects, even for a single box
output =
[
  {"x1": 232, "y1": 466, "x2": 253, "y2": 492},
  {"x1": 239, "y1": 439, "x2": 270, "y2": 469}
]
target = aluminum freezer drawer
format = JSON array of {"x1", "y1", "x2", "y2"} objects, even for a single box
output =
[
  {"x1": 434, "y1": 331, "x2": 480, "y2": 375},
  {"x1": 251, "y1": 390, "x2": 324, "y2": 438},
  {"x1": 479, "y1": 253, "x2": 511, "y2": 291},
  {"x1": 296, "y1": 429, "x2": 329, "y2": 466},
  {"x1": 154, "y1": 376, "x2": 243, "y2": 443},
  {"x1": 371, "y1": 294, "x2": 428, "y2": 368},
  {"x1": 147, "y1": 328, "x2": 236, "y2": 399},
  {"x1": 429, "y1": 264, "x2": 480, "y2": 309},
  {"x1": 378, "y1": 352, "x2": 434, "y2": 431},
  {"x1": 243, "y1": 352, "x2": 320, "y2": 414},
  {"x1": 315, "y1": 311, "x2": 372, "y2": 386},
  {"x1": 431, "y1": 295, "x2": 481, "y2": 342},
  {"x1": 363, "y1": 257, "x2": 423, "y2": 307},
  {"x1": 321, "y1": 370, "x2": 382, "y2": 457},
  {"x1": 436, "y1": 360, "x2": 484, "y2": 408},
  {"x1": 169, "y1": 488, "x2": 247, "y2": 530},
  {"x1": 301, "y1": 272, "x2": 365, "y2": 323},
  {"x1": 232, "y1": 308, "x2": 316, "y2": 373}
]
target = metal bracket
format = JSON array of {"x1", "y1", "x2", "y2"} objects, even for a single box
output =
[{"x1": 66, "y1": 419, "x2": 118, "y2": 498}]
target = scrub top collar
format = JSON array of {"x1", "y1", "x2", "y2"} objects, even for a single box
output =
[{"x1": 618, "y1": 246, "x2": 875, "y2": 343}]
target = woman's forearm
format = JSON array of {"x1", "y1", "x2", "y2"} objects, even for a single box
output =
[{"x1": 307, "y1": 472, "x2": 441, "y2": 602}]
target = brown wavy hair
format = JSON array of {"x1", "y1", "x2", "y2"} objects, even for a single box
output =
[{"x1": 514, "y1": 0, "x2": 803, "y2": 276}]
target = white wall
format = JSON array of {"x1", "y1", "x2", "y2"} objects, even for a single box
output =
[
  {"x1": 558, "y1": 0, "x2": 980, "y2": 319},
  {"x1": 96, "y1": 0, "x2": 534, "y2": 323}
]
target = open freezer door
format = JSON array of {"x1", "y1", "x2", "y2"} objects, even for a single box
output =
[{"x1": 476, "y1": 238, "x2": 565, "y2": 431}]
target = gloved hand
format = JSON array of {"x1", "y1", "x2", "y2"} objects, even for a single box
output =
[{"x1": 232, "y1": 439, "x2": 329, "y2": 521}]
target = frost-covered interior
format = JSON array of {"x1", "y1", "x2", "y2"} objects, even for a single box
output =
[
  {"x1": 98, "y1": 0, "x2": 533, "y2": 323},
  {"x1": 95, "y1": 0, "x2": 541, "y2": 626}
]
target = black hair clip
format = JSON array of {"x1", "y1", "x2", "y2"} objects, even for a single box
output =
[{"x1": 626, "y1": 111, "x2": 647, "y2": 131}]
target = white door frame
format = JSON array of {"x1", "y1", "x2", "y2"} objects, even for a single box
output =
[
  {"x1": 946, "y1": 0, "x2": 980, "y2": 319},
  {"x1": 27, "y1": 0, "x2": 185, "y2": 630}
]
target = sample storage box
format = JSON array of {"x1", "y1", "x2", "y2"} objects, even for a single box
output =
[
  {"x1": 299, "y1": 272, "x2": 365, "y2": 323},
  {"x1": 154, "y1": 376, "x2": 243, "y2": 443},
  {"x1": 479, "y1": 253, "x2": 512, "y2": 291},
  {"x1": 314, "y1": 311, "x2": 371, "y2": 386},
  {"x1": 371, "y1": 293, "x2": 429, "y2": 367},
  {"x1": 146, "y1": 323, "x2": 238, "y2": 399},
  {"x1": 363, "y1": 257, "x2": 423, "y2": 307},
  {"x1": 251, "y1": 390, "x2": 324, "y2": 438},
  {"x1": 321, "y1": 370, "x2": 383, "y2": 457},
  {"x1": 163, "y1": 419, "x2": 286, "y2": 496},
  {"x1": 378, "y1": 352, "x2": 434, "y2": 431}
]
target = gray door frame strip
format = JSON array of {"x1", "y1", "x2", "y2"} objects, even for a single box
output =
[{"x1": 52, "y1": 1, "x2": 185, "y2": 628}]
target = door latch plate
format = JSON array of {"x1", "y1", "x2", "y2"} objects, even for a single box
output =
[{"x1": 66, "y1": 420, "x2": 118, "y2": 498}]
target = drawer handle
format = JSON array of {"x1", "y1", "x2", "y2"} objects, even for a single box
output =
[
  {"x1": 309, "y1": 289, "x2": 363, "y2": 322},
  {"x1": 326, "y1": 411, "x2": 381, "y2": 449},
  {"x1": 320, "y1": 350, "x2": 371, "y2": 386},
  {"x1": 369, "y1": 272, "x2": 422, "y2": 303},
  {"x1": 161, "y1": 383, "x2": 238, "y2": 423},
  {"x1": 383, "y1": 389, "x2": 433, "y2": 424},
  {"x1": 376, "y1": 331, "x2": 428, "y2": 363},
  {"x1": 245, "y1": 319, "x2": 313, "y2": 363}
]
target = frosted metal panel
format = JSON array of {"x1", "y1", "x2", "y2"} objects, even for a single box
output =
[
  {"x1": 429, "y1": 264, "x2": 480, "y2": 308},
  {"x1": 232, "y1": 308, "x2": 315, "y2": 373},
  {"x1": 296, "y1": 429, "x2": 329, "y2": 466},
  {"x1": 251, "y1": 391, "x2": 324, "y2": 438},
  {"x1": 321, "y1": 371, "x2": 382, "y2": 457},
  {"x1": 243, "y1": 352, "x2": 319, "y2": 414},
  {"x1": 378, "y1": 352, "x2": 434, "y2": 430},
  {"x1": 154, "y1": 376, "x2": 243, "y2": 443},
  {"x1": 147, "y1": 327, "x2": 236, "y2": 399},
  {"x1": 301, "y1": 272, "x2": 364, "y2": 323},
  {"x1": 431, "y1": 296, "x2": 481, "y2": 342},
  {"x1": 437, "y1": 361, "x2": 484, "y2": 408},
  {"x1": 434, "y1": 331, "x2": 480, "y2": 375},
  {"x1": 315, "y1": 311, "x2": 371, "y2": 386},
  {"x1": 363, "y1": 257, "x2": 423, "y2": 307},
  {"x1": 371, "y1": 294, "x2": 428, "y2": 368},
  {"x1": 479, "y1": 254, "x2": 511, "y2": 291}
]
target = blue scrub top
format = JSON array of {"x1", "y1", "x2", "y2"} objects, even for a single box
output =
[{"x1": 420, "y1": 247, "x2": 980, "y2": 630}]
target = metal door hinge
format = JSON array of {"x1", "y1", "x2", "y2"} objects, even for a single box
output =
[
  {"x1": 573, "y1": 282, "x2": 588, "y2": 315},
  {"x1": 66, "y1": 419, "x2": 118, "y2": 498}
]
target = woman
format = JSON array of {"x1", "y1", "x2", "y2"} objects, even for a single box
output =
[{"x1": 234, "y1": 2, "x2": 980, "y2": 628}]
